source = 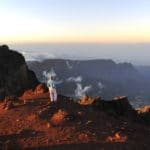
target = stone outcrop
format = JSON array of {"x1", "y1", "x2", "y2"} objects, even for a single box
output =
[
  {"x1": 136, "y1": 105, "x2": 150, "y2": 125},
  {"x1": 136, "y1": 105, "x2": 150, "y2": 114},
  {"x1": 79, "y1": 95, "x2": 98, "y2": 105},
  {"x1": 0, "y1": 45, "x2": 39, "y2": 100},
  {"x1": 20, "y1": 83, "x2": 48, "y2": 102},
  {"x1": 80, "y1": 96, "x2": 136, "y2": 117},
  {"x1": 34, "y1": 83, "x2": 48, "y2": 94}
]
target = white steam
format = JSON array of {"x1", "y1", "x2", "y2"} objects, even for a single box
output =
[
  {"x1": 43, "y1": 68, "x2": 56, "y2": 81},
  {"x1": 42, "y1": 68, "x2": 63, "y2": 84},
  {"x1": 75, "y1": 83, "x2": 92, "y2": 98},
  {"x1": 66, "y1": 60, "x2": 73, "y2": 69},
  {"x1": 66, "y1": 76, "x2": 82, "y2": 82},
  {"x1": 66, "y1": 76, "x2": 92, "y2": 98},
  {"x1": 20, "y1": 50, "x2": 56, "y2": 62},
  {"x1": 98, "y1": 81, "x2": 104, "y2": 94}
]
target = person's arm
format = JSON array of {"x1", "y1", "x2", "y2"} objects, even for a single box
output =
[
  {"x1": 47, "y1": 81, "x2": 50, "y2": 88},
  {"x1": 55, "y1": 79, "x2": 63, "y2": 84}
]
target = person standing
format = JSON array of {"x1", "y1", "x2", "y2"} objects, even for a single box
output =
[{"x1": 47, "y1": 76, "x2": 57, "y2": 103}]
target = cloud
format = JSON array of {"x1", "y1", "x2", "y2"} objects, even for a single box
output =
[
  {"x1": 98, "y1": 81, "x2": 104, "y2": 94},
  {"x1": 98, "y1": 82, "x2": 104, "y2": 89},
  {"x1": 42, "y1": 68, "x2": 63, "y2": 84},
  {"x1": 75, "y1": 83, "x2": 92, "y2": 98},
  {"x1": 66, "y1": 60, "x2": 73, "y2": 69},
  {"x1": 20, "y1": 50, "x2": 56, "y2": 62},
  {"x1": 65, "y1": 75, "x2": 92, "y2": 98},
  {"x1": 66, "y1": 76, "x2": 82, "y2": 83},
  {"x1": 43, "y1": 68, "x2": 57, "y2": 80}
]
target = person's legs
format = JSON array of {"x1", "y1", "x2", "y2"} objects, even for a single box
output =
[
  {"x1": 49, "y1": 88, "x2": 54, "y2": 102},
  {"x1": 53, "y1": 88, "x2": 57, "y2": 102}
]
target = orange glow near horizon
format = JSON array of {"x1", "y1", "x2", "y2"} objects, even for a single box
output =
[
  {"x1": 1, "y1": 25, "x2": 150, "y2": 44},
  {"x1": 1, "y1": 11, "x2": 150, "y2": 44},
  {"x1": 1, "y1": 34, "x2": 150, "y2": 44},
  {"x1": 1, "y1": 1, "x2": 150, "y2": 44},
  {"x1": 0, "y1": 12, "x2": 150, "y2": 44}
]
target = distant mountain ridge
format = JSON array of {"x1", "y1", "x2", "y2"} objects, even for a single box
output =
[
  {"x1": 27, "y1": 58, "x2": 150, "y2": 107},
  {"x1": 27, "y1": 59, "x2": 137, "y2": 80}
]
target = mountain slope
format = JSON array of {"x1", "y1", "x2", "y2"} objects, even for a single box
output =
[
  {"x1": 0, "y1": 45, "x2": 39, "y2": 100},
  {"x1": 0, "y1": 90, "x2": 149, "y2": 150}
]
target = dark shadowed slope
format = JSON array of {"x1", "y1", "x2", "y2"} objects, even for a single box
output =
[{"x1": 0, "y1": 45, "x2": 39, "y2": 100}]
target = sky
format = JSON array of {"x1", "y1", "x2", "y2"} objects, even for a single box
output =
[
  {"x1": 0, "y1": 0, "x2": 150, "y2": 43},
  {"x1": 1, "y1": 0, "x2": 150, "y2": 65}
]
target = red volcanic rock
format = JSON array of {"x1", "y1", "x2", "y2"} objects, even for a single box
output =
[
  {"x1": 20, "y1": 84, "x2": 49, "y2": 103},
  {"x1": 3, "y1": 96, "x2": 17, "y2": 110},
  {"x1": 106, "y1": 132, "x2": 127, "y2": 143},
  {"x1": 136, "y1": 105, "x2": 150, "y2": 125},
  {"x1": 136, "y1": 105, "x2": 150, "y2": 114},
  {"x1": 79, "y1": 96, "x2": 135, "y2": 118},
  {"x1": 38, "y1": 106, "x2": 52, "y2": 119},
  {"x1": 50, "y1": 109, "x2": 68, "y2": 126},
  {"x1": 21, "y1": 89, "x2": 34, "y2": 103},
  {"x1": 0, "y1": 94, "x2": 150, "y2": 150},
  {"x1": 34, "y1": 83, "x2": 48, "y2": 94},
  {"x1": 22, "y1": 89, "x2": 34, "y2": 97},
  {"x1": 79, "y1": 95, "x2": 100, "y2": 105}
]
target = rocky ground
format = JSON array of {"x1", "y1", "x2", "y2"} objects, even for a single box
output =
[{"x1": 0, "y1": 86, "x2": 150, "y2": 150}]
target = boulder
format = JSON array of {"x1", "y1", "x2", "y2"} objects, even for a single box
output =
[
  {"x1": 79, "y1": 95, "x2": 101, "y2": 105},
  {"x1": 50, "y1": 109, "x2": 68, "y2": 126},
  {"x1": 34, "y1": 83, "x2": 48, "y2": 94},
  {"x1": 136, "y1": 105, "x2": 150, "y2": 125},
  {"x1": 80, "y1": 96, "x2": 136, "y2": 118}
]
